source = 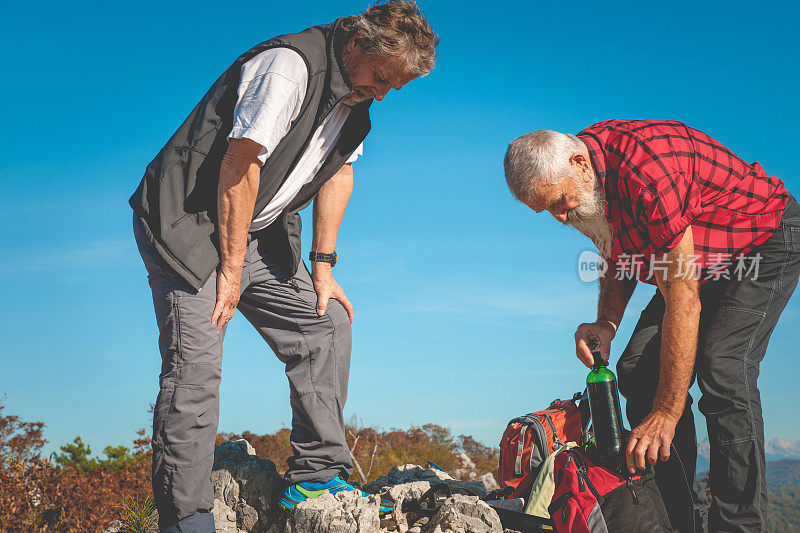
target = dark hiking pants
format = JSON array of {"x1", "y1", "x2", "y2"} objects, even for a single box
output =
[
  {"x1": 617, "y1": 197, "x2": 800, "y2": 533},
  {"x1": 134, "y1": 215, "x2": 353, "y2": 532}
]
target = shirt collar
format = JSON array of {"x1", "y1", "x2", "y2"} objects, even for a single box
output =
[
  {"x1": 579, "y1": 132, "x2": 614, "y2": 216},
  {"x1": 578, "y1": 133, "x2": 608, "y2": 190},
  {"x1": 328, "y1": 20, "x2": 355, "y2": 102}
]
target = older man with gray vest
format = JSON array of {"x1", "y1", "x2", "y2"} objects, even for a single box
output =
[{"x1": 129, "y1": 2, "x2": 437, "y2": 531}]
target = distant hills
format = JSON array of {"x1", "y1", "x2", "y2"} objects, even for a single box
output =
[{"x1": 767, "y1": 460, "x2": 800, "y2": 487}]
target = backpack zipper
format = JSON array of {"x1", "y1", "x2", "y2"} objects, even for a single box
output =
[
  {"x1": 542, "y1": 412, "x2": 564, "y2": 448},
  {"x1": 625, "y1": 477, "x2": 639, "y2": 504},
  {"x1": 567, "y1": 450, "x2": 602, "y2": 501},
  {"x1": 548, "y1": 492, "x2": 573, "y2": 525}
]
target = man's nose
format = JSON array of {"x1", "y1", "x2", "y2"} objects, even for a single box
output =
[
  {"x1": 555, "y1": 212, "x2": 568, "y2": 223},
  {"x1": 374, "y1": 86, "x2": 390, "y2": 101}
]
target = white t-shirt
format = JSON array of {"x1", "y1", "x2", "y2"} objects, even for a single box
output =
[{"x1": 228, "y1": 48, "x2": 363, "y2": 232}]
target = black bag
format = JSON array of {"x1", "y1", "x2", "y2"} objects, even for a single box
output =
[{"x1": 547, "y1": 448, "x2": 672, "y2": 532}]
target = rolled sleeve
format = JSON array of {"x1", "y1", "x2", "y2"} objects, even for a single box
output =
[{"x1": 228, "y1": 72, "x2": 304, "y2": 163}]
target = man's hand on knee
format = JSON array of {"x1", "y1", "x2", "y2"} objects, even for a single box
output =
[
  {"x1": 211, "y1": 268, "x2": 242, "y2": 333},
  {"x1": 311, "y1": 263, "x2": 353, "y2": 323},
  {"x1": 626, "y1": 409, "x2": 679, "y2": 474}
]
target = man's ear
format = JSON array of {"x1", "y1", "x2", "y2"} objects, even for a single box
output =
[
  {"x1": 345, "y1": 33, "x2": 361, "y2": 53},
  {"x1": 570, "y1": 153, "x2": 593, "y2": 183}
]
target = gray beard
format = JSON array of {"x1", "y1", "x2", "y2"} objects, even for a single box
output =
[
  {"x1": 566, "y1": 186, "x2": 614, "y2": 258},
  {"x1": 341, "y1": 52, "x2": 370, "y2": 107}
]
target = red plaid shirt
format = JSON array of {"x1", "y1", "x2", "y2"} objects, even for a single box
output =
[{"x1": 578, "y1": 119, "x2": 789, "y2": 284}]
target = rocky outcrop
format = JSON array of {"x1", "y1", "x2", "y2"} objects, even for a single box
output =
[{"x1": 107, "y1": 440, "x2": 519, "y2": 533}]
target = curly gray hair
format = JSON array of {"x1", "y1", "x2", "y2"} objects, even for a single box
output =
[{"x1": 341, "y1": 1, "x2": 438, "y2": 77}]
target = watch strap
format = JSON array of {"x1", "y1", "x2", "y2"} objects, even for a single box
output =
[{"x1": 309, "y1": 250, "x2": 337, "y2": 266}]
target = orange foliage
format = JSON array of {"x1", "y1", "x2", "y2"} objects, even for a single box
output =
[{"x1": 0, "y1": 399, "x2": 152, "y2": 532}]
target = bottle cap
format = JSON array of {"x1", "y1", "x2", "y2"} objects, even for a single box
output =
[{"x1": 588, "y1": 336, "x2": 606, "y2": 368}]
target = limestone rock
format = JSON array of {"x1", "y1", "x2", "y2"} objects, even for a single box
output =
[
  {"x1": 103, "y1": 512, "x2": 158, "y2": 533},
  {"x1": 213, "y1": 498, "x2": 240, "y2": 532},
  {"x1": 364, "y1": 464, "x2": 487, "y2": 497},
  {"x1": 364, "y1": 464, "x2": 455, "y2": 491},
  {"x1": 283, "y1": 490, "x2": 381, "y2": 533},
  {"x1": 480, "y1": 473, "x2": 499, "y2": 492},
  {"x1": 424, "y1": 495, "x2": 502, "y2": 533},
  {"x1": 104, "y1": 519, "x2": 123, "y2": 533},
  {"x1": 486, "y1": 498, "x2": 524, "y2": 513},
  {"x1": 211, "y1": 439, "x2": 282, "y2": 532}
]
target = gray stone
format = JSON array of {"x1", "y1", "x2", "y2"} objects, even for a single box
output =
[
  {"x1": 283, "y1": 490, "x2": 381, "y2": 533},
  {"x1": 364, "y1": 464, "x2": 487, "y2": 497},
  {"x1": 480, "y1": 473, "x2": 499, "y2": 492},
  {"x1": 103, "y1": 512, "x2": 158, "y2": 533},
  {"x1": 486, "y1": 498, "x2": 524, "y2": 513},
  {"x1": 424, "y1": 495, "x2": 502, "y2": 533},
  {"x1": 211, "y1": 439, "x2": 282, "y2": 532},
  {"x1": 213, "y1": 498, "x2": 240, "y2": 532},
  {"x1": 104, "y1": 519, "x2": 123, "y2": 533},
  {"x1": 364, "y1": 464, "x2": 455, "y2": 492}
]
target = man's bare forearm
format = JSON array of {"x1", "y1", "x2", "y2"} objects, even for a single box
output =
[
  {"x1": 652, "y1": 227, "x2": 701, "y2": 417},
  {"x1": 653, "y1": 288, "x2": 700, "y2": 417},
  {"x1": 312, "y1": 164, "x2": 353, "y2": 256},
  {"x1": 597, "y1": 261, "x2": 637, "y2": 329},
  {"x1": 217, "y1": 139, "x2": 262, "y2": 276}
]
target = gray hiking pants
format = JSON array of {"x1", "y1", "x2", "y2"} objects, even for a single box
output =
[{"x1": 134, "y1": 214, "x2": 353, "y2": 532}]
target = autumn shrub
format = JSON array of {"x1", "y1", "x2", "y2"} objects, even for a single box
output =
[
  {"x1": 0, "y1": 398, "x2": 152, "y2": 532},
  {"x1": 3, "y1": 395, "x2": 499, "y2": 531},
  {"x1": 222, "y1": 418, "x2": 500, "y2": 484},
  {"x1": 457, "y1": 434, "x2": 500, "y2": 474}
]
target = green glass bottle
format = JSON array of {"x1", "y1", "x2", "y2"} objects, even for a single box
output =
[{"x1": 587, "y1": 343, "x2": 625, "y2": 458}]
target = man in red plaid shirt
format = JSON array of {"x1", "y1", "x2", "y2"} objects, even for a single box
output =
[{"x1": 504, "y1": 119, "x2": 800, "y2": 532}]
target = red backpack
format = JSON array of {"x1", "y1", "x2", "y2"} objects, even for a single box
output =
[
  {"x1": 498, "y1": 394, "x2": 586, "y2": 499},
  {"x1": 548, "y1": 447, "x2": 671, "y2": 532}
]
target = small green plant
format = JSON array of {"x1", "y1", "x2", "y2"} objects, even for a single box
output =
[{"x1": 118, "y1": 494, "x2": 156, "y2": 533}]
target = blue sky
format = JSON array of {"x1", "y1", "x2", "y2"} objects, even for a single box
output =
[{"x1": 2, "y1": 0, "x2": 798, "y2": 458}]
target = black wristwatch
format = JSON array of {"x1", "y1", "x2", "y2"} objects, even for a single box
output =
[{"x1": 309, "y1": 250, "x2": 337, "y2": 267}]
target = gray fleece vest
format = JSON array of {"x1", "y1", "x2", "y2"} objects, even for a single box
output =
[{"x1": 129, "y1": 20, "x2": 371, "y2": 290}]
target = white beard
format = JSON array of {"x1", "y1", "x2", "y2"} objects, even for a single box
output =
[{"x1": 567, "y1": 185, "x2": 614, "y2": 258}]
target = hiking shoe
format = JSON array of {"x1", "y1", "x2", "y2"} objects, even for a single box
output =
[{"x1": 279, "y1": 476, "x2": 393, "y2": 515}]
